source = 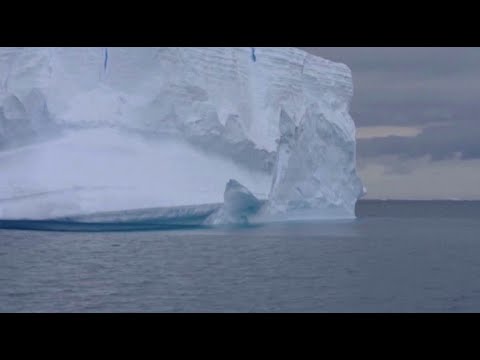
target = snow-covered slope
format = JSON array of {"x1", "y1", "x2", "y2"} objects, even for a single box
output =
[{"x1": 0, "y1": 47, "x2": 363, "y2": 222}]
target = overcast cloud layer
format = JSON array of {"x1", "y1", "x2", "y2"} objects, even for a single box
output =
[{"x1": 301, "y1": 47, "x2": 480, "y2": 199}]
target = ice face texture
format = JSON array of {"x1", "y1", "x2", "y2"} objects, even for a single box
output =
[
  {"x1": 206, "y1": 179, "x2": 263, "y2": 225},
  {"x1": 0, "y1": 47, "x2": 363, "y2": 222}
]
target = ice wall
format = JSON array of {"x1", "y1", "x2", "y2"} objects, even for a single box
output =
[{"x1": 0, "y1": 47, "x2": 363, "y2": 221}]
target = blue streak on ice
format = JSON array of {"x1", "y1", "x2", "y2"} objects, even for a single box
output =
[
  {"x1": 251, "y1": 48, "x2": 256, "y2": 62},
  {"x1": 104, "y1": 48, "x2": 109, "y2": 72}
]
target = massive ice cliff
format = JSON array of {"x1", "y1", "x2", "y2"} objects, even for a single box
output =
[{"x1": 0, "y1": 47, "x2": 363, "y2": 223}]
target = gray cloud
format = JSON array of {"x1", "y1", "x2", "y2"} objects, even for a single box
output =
[
  {"x1": 302, "y1": 47, "x2": 480, "y2": 77},
  {"x1": 301, "y1": 47, "x2": 480, "y2": 127},
  {"x1": 357, "y1": 156, "x2": 480, "y2": 200},
  {"x1": 357, "y1": 120, "x2": 480, "y2": 161},
  {"x1": 300, "y1": 47, "x2": 480, "y2": 159}
]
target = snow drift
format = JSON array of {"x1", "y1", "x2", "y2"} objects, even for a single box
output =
[{"x1": 0, "y1": 47, "x2": 363, "y2": 224}]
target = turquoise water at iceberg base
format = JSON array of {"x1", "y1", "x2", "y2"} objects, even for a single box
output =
[{"x1": 1, "y1": 200, "x2": 480, "y2": 312}]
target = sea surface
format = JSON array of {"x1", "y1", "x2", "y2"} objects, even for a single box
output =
[{"x1": 1, "y1": 200, "x2": 480, "y2": 312}]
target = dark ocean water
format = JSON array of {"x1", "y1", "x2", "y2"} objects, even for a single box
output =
[{"x1": 1, "y1": 200, "x2": 480, "y2": 312}]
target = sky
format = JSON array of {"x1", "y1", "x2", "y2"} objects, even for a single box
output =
[{"x1": 301, "y1": 47, "x2": 480, "y2": 200}]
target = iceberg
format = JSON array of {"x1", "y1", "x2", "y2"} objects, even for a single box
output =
[{"x1": 0, "y1": 47, "x2": 363, "y2": 224}]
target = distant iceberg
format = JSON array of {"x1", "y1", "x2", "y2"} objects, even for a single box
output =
[{"x1": 0, "y1": 47, "x2": 363, "y2": 225}]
